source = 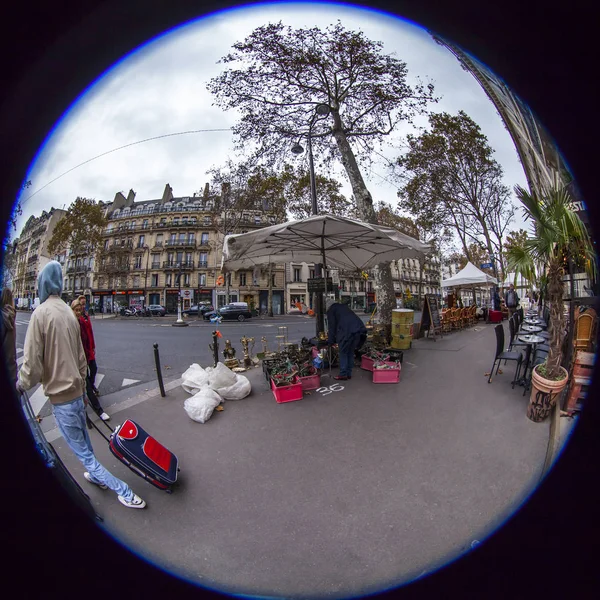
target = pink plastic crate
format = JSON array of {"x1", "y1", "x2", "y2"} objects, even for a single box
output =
[
  {"x1": 271, "y1": 377, "x2": 303, "y2": 403},
  {"x1": 361, "y1": 355, "x2": 375, "y2": 371},
  {"x1": 372, "y1": 362, "x2": 401, "y2": 384},
  {"x1": 299, "y1": 373, "x2": 321, "y2": 391}
]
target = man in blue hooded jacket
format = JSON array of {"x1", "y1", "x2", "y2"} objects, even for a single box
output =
[
  {"x1": 17, "y1": 261, "x2": 146, "y2": 509},
  {"x1": 325, "y1": 299, "x2": 367, "y2": 380}
]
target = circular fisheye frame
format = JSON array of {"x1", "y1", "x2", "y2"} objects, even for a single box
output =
[{"x1": 4, "y1": 1, "x2": 596, "y2": 599}]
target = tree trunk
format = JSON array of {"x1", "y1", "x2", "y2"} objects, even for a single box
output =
[
  {"x1": 330, "y1": 111, "x2": 395, "y2": 328},
  {"x1": 417, "y1": 258, "x2": 423, "y2": 306},
  {"x1": 268, "y1": 263, "x2": 274, "y2": 317},
  {"x1": 545, "y1": 260, "x2": 566, "y2": 379}
]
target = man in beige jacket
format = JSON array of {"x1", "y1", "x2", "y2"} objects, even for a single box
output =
[{"x1": 17, "y1": 261, "x2": 146, "y2": 509}]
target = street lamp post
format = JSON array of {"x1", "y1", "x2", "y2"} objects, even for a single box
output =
[
  {"x1": 172, "y1": 263, "x2": 189, "y2": 327},
  {"x1": 291, "y1": 103, "x2": 331, "y2": 337}
]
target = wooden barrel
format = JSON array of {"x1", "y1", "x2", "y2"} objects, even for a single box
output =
[{"x1": 391, "y1": 309, "x2": 413, "y2": 349}]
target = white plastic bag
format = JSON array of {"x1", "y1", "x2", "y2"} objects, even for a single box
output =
[
  {"x1": 183, "y1": 388, "x2": 222, "y2": 423},
  {"x1": 181, "y1": 363, "x2": 210, "y2": 395},
  {"x1": 215, "y1": 373, "x2": 251, "y2": 400},
  {"x1": 207, "y1": 362, "x2": 237, "y2": 390}
]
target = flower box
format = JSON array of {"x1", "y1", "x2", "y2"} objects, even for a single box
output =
[
  {"x1": 271, "y1": 377, "x2": 303, "y2": 403},
  {"x1": 372, "y1": 361, "x2": 401, "y2": 384},
  {"x1": 299, "y1": 373, "x2": 321, "y2": 391}
]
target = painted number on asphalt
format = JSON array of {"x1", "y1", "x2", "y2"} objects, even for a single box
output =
[{"x1": 316, "y1": 383, "x2": 344, "y2": 396}]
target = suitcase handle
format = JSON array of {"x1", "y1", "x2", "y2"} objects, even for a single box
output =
[{"x1": 85, "y1": 409, "x2": 114, "y2": 443}]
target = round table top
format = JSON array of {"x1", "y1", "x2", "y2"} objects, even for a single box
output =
[
  {"x1": 519, "y1": 334, "x2": 545, "y2": 344},
  {"x1": 524, "y1": 319, "x2": 543, "y2": 325},
  {"x1": 521, "y1": 325, "x2": 542, "y2": 333}
]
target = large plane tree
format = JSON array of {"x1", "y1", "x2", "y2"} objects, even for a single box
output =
[{"x1": 208, "y1": 20, "x2": 437, "y2": 324}]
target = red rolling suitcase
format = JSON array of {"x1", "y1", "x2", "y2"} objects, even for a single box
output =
[{"x1": 88, "y1": 415, "x2": 179, "y2": 493}]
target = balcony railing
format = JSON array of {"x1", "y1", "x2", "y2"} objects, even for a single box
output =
[
  {"x1": 150, "y1": 263, "x2": 161, "y2": 269},
  {"x1": 66, "y1": 265, "x2": 91, "y2": 273},
  {"x1": 131, "y1": 263, "x2": 144, "y2": 271},
  {"x1": 107, "y1": 242, "x2": 134, "y2": 251},
  {"x1": 198, "y1": 261, "x2": 208, "y2": 268},
  {"x1": 165, "y1": 240, "x2": 197, "y2": 248},
  {"x1": 163, "y1": 261, "x2": 195, "y2": 270}
]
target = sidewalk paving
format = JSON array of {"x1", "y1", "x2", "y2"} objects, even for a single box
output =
[{"x1": 50, "y1": 321, "x2": 550, "y2": 599}]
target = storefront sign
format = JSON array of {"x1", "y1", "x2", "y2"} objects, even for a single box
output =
[{"x1": 308, "y1": 277, "x2": 335, "y2": 293}]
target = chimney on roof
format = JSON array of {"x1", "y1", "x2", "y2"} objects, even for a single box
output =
[
  {"x1": 127, "y1": 189, "x2": 136, "y2": 204},
  {"x1": 203, "y1": 183, "x2": 209, "y2": 198},
  {"x1": 161, "y1": 184, "x2": 174, "y2": 203}
]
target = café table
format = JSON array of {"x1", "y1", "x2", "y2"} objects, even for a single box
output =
[
  {"x1": 516, "y1": 333, "x2": 546, "y2": 388},
  {"x1": 521, "y1": 324, "x2": 542, "y2": 334}
]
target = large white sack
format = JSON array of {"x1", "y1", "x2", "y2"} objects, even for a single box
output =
[
  {"x1": 207, "y1": 362, "x2": 237, "y2": 390},
  {"x1": 181, "y1": 363, "x2": 210, "y2": 395},
  {"x1": 215, "y1": 373, "x2": 251, "y2": 400},
  {"x1": 183, "y1": 388, "x2": 223, "y2": 423}
]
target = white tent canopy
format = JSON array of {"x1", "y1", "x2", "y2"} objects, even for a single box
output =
[
  {"x1": 221, "y1": 214, "x2": 431, "y2": 272},
  {"x1": 441, "y1": 261, "x2": 498, "y2": 289}
]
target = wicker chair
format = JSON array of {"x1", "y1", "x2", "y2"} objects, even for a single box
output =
[
  {"x1": 441, "y1": 310, "x2": 452, "y2": 333},
  {"x1": 575, "y1": 312, "x2": 595, "y2": 351},
  {"x1": 450, "y1": 307, "x2": 462, "y2": 330}
]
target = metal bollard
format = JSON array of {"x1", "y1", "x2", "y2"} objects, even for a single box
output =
[{"x1": 153, "y1": 343, "x2": 166, "y2": 397}]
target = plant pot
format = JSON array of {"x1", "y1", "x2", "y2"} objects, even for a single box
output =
[{"x1": 528, "y1": 365, "x2": 569, "y2": 423}]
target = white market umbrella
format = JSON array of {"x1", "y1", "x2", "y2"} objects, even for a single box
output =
[{"x1": 221, "y1": 214, "x2": 431, "y2": 272}]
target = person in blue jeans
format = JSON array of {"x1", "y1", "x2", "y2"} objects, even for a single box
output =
[
  {"x1": 16, "y1": 261, "x2": 146, "y2": 509},
  {"x1": 325, "y1": 299, "x2": 367, "y2": 381}
]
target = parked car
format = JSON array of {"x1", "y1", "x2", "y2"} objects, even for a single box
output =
[
  {"x1": 147, "y1": 304, "x2": 166, "y2": 316},
  {"x1": 182, "y1": 304, "x2": 214, "y2": 316},
  {"x1": 203, "y1": 303, "x2": 252, "y2": 322}
]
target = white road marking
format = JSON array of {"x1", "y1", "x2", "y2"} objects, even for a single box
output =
[
  {"x1": 122, "y1": 378, "x2": 141, "y2": 387},
  {"x1": 17, "y1": 348, "x2": 23, "y2": 355},
  {"x1": 25, "y1": 373, "x2": 105, "y2": 417},
  {"x1": 17, "y1": 355, "x2": 24, "y2": 366}
]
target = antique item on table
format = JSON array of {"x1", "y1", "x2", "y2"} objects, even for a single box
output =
[
  {"x1": 240, "y1": 335, "x2": 255, "y2": 367},
  {"x1": 222, "y1": 339, "x2": 239, "y2": 369},
  {"x1": 261, "y1": 336, "x2": 270, "y2": 355}
]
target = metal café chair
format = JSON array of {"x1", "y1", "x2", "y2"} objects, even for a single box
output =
[
  {"x1": 508, "y1": 317, "x2": 530, "y2": 355},
  {"x1": 488, "y1": 324, "x2": 523, "y2": 388}
]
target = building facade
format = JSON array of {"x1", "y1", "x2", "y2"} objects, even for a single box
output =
[
  {"x1": 13, "y1": 208, "x2": 66, "y2": 308},
  {"x1": 92, "y1": 185, "x2": 285, "y2": 314}
]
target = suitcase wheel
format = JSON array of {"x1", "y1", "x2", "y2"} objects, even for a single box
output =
[
  {"x1": 166, "y1": 489, "x2": 173, "y2": 494},
  {"x1": 177, "y1": 468, "x2": 181, "y2": 472}
]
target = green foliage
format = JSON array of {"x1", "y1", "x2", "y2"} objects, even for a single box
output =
[
  {"x1": 505, "y1": 184, "x2": 597, "y2": 379},
  {"x1": 47, "y1": 197, "x2": 108, "y2": 257},
  {"x1": 396, "y1": 111, "x2": 514, "y2": 264}
]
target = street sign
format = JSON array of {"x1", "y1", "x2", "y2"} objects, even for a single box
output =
[
  {"x1": 480, "y1": 262, "x2": 493, "y2": 269},
  {"x1": 179, "y1": 289, "x2": 193, "y2": 299},
  {"x1": 307, "y1": 277, "x2": 334, "y2": 293}
]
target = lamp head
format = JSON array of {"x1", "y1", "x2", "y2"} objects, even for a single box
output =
[
  {"x1": 315, "y1": 103, "x2": 331, "y2": 116},
  {"x1": 291, "y1": 143, "x2": 304, "y2": 155}
]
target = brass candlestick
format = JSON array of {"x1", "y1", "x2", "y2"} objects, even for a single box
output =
[{"x1": 240, "y1": 335, "x2": 255, "y2": 367}]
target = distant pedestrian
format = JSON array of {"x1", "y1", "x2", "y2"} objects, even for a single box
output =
[
  {"x1": 71, "y1": 300, "x2": 109, "y2": 421},
  {"x1": 17, "y1": 261, "x2": 146, "y2": 509},
  {"x1": 1, "y1": 287, "x2": 18, "y2": 389},
  {"x1": 492, "y1": 287, "x2": 501, "y2": 311},
  {"x1": 325, "y1": 299, "x2": 367, "y2": 381},
  {"x1": 504, "y1": 283, "x2": 520, "y2": 318},
  {"x1": 78, "y1": 295, "x2": 99, "y2": 396}
]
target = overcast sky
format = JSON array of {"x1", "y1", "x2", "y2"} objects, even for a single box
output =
[{"x1": 14, "y1": 1, "x2": 529, "y2": 245}]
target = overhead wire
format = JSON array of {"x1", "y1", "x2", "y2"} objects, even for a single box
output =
[{"x1": 20, "y1": 128, "x2": 233, "y2": 205}]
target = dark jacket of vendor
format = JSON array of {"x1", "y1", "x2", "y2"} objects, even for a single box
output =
[{"x1": 326, "y1": 301, "x2": 367, "y2": 347}]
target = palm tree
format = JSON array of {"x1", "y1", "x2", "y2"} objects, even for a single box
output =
[{"x1": 505, "y1": 183, "x2": 597, "y2": 380}]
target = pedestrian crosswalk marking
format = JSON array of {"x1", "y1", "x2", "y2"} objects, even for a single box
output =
[
  {"x1": 122, "y1": 378, "x2": 141, "y2": 387},
  {"x1": 25, "y1": 374, "x2": 105, "y2": 417}
]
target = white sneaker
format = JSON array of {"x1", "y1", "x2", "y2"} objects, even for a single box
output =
[
  {"x1": 84, "y1": 472, "x2": 108, "y2": 490},
  {"x1": 118, "y1": 493, "x2": 146, "y2": 509},
  {"x1": 99, "y1": 412, "x2": 110, "y2": 421}
]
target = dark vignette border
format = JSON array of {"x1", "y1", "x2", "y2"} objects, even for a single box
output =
[{"x1": 1, "y1": 1, "x2": 598, "y2": 599}]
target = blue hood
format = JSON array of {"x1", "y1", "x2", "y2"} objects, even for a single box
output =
[{"x1": 37, "y1": 261, "x2": 63, "y2": 303}]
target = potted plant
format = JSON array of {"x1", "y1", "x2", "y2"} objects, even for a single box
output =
[{"x1": 506, "y1": 183, "x2": 597, "y2": 422}]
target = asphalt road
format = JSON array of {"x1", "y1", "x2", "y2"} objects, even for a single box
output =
[{"x1": 14, "y1": 309, "x2": 421, "y2": 398}]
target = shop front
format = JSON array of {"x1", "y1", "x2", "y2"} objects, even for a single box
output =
[
  {"x1": 288, "y1": 286, "x2": 308, "y2": 312},
  {"x1": 92, "y1": 290, "x2": 112, "y2": 313},
  {"x1": 259, "y1": 290, "x2": 284, "y2": 315},
  {"x1": 180, "y1": 288, "x2": 193, "y2": 310},
  {"x1": 147, "y1": 290, "x2": 162, "y2": 306},
  {"x1": 340, "y1": 291, "x2": 366, "y2": 311},
  {"x1": 197, "y1": 288, "x2": 213, "y2": 305},
  {"x1": 165, "y1": 289, "x2": 180, "y2": 314}
]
